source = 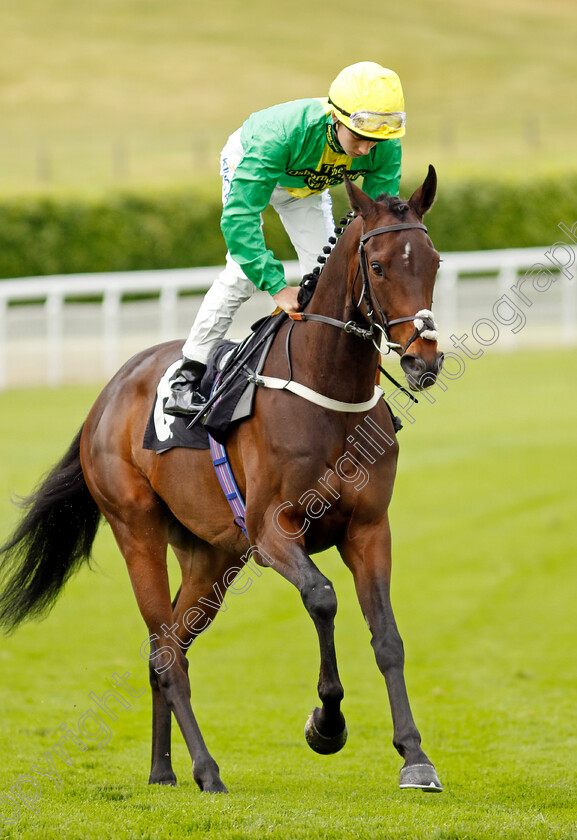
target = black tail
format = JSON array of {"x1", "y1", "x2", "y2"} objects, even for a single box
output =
[{"x1": 0, "y1": 426, "x2": 101, "y2": 632}]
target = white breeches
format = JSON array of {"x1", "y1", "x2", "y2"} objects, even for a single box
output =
[{"x1": 182, "y1": 128, "x2": 334, "y2": 364}]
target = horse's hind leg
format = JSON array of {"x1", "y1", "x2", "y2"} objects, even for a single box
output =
[
  {"x1": 89, "y1": 466, "x2": 227, "y2": 793},
  {"x1": 148, "y1": 528, "x2": 238, "y2": 787},
  {"x1": 148, "y1": 585, "x2": 181, "y2": 786}
]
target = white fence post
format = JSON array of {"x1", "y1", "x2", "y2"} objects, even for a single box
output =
[
  {"x1": 160, "y1": 285, "x2": 178, "y2": 343},
  {"x1": 46, "y1": 291, "x2": 63, "y2": 385},
  {"x1": 436, "y1": 265, "x2": 458, "y2": 341},
  {"x1": 562, "y1": 273, "x2": 577, "y2": 344},
  {"x1": 103, "y1": 287, "x2": 121, "y2": 379},
  {"x1": 0, "y1": 295, "x2": 6, "y2": 391},
  {"x1": 496, "y1": 265, "x2": 518, "y2": 352}
]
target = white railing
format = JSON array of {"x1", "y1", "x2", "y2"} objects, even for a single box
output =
[
  {"x1": 0, "y1": 247, "x2": 572, "y2": 389},
  {"x1": 436, "y1": 246, "x2": 575, "y2": 351},
  {"x1": 0, "y1": 267, "x2": 224, "y2": 390}
]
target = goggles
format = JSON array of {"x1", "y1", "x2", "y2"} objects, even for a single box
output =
[{"x1": 329, "y1": 98, "x2": 406, "y2": 134}]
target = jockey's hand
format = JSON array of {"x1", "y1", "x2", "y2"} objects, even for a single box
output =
[{"x1": 272, "y1": 285, "x2": 300, "y2": 314}]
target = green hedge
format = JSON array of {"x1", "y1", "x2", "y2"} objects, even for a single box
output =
[
  {"x1": 335, "y1": 173, "x2": 577, "y2": 252},
  {"x1": 0, "y1": 191, "x2": 223, "y2": 279},
  {"x1": 0, "y1": 174, "x2": 574, "y2": 279},
  {"x1": 421, "y1": 174, "x2": 577, "y2": 252}
]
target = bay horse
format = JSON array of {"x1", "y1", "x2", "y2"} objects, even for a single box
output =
[{"x1": 0, "y1": 168, "x2": 444, "y2": 794}]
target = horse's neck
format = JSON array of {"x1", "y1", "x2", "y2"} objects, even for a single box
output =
[{"x1": 291, "y1": 229, "x2": 378, "y2": 402}]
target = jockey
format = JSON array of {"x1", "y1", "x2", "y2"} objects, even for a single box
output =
[{"x1": 165, "y1": 61, "x2": 406, "y2": 416}]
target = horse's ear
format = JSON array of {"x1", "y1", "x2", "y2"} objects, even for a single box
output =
[
  {"x1": 344, "y1": 174, "x2": 376, "y2": 218},
  {"x1": 408, "y1": 165, "x2": 437, "y2": 218}
]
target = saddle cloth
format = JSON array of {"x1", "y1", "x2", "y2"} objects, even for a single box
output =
[{"x1": 143, "y1": 313, "x2": 285, "y2": 453}]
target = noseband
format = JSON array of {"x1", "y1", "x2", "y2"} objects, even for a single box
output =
[{"x1": 291, "y1": 220, "x2": 439, "y2": 356}]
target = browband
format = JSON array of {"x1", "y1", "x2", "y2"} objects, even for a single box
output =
[{"x1": 360, "y1": 222, "x2": 428, "y2": 243}]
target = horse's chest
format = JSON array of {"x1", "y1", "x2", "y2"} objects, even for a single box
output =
[{"x1": 277, "y1": 444, "x2": 393, "y2": 543}]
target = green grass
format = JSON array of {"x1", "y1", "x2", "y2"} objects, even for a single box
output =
[
  {"x1": 1, "y1": 0, "x2": 576, "y2": 193},
  {"x1": 0, "y1": 349, "x2": 577, "y2": 838}
]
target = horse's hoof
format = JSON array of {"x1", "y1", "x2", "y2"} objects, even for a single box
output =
[
  {"x1": 148, "y1": 772, "x2": 177, "y2": 786},
  {"x1": 304, "y1": 707, "x2": 348, "y2": 755},
  {"x1": 193, "y1": 761, "x2": 228, "y2": 793},
  {"x1": 200, "y1": 778, "x2": 228, "y2": 794},
  {"x1": 399, "y1": 763, "x2": 443, "y2": 792}
]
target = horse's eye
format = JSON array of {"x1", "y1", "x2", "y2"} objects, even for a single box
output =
[{"x1": 370, "y1": 262, "x2": 383, "y2": 276}]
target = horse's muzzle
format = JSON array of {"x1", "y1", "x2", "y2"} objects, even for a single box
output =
[{"x1": 400, "y1": 351, "x2": 444, "y2": 390}]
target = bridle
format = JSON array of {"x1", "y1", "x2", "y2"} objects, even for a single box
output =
[
  {"x1": 358, "y1": 222, "x2": 439, "y2": 354},
  {"x1": 290, "y1": 220, "x2": 439, "y2": 356},
  {"x1": 189, "y1": 220, "x2": 440, "y2": 429}
]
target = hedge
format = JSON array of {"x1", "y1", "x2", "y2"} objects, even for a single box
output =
[
  {"x1": 0, "y1": 174, "x2": 574, "y2": 280},
  {"x1": 0, "y1": 191, "x2": 224, "y2": 279}
]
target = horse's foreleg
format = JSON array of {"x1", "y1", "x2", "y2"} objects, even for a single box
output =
[
  {"x1": 340, "y1": 516, "x2": 442, "y2": 791},
  {"x1": 252, "y1": 533, "x2": 346, "y2": 754},
  {"x1": 302, "y1": 571, "x2": 348, "y2": 754}
]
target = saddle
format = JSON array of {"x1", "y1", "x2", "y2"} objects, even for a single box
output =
[{"x1": 143, "y1": 312, "x2": 286, "y2": 453}]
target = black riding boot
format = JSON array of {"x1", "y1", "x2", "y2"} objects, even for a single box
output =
[{"x1": 164, "y1": 358, "x2": 208, "y2": 417}]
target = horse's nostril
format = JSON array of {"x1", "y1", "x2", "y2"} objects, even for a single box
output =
[
  {"x1": 436, "y1": 352, "x2": 444, "y2": 373},
  {"x1": 400, "y1": 354, "x2": 426, "y2": 378}
]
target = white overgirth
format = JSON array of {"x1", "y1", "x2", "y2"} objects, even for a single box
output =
[{"x1": 251, "y1": 375, "x2": 384, "y2": 413}]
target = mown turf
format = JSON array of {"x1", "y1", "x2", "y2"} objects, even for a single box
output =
[
  {"x1": 0, "y1": 0, "x2": 576, "y2": 192},
  {"x1": 0, "y1": 348, "x2": 576, "y2": 839}
]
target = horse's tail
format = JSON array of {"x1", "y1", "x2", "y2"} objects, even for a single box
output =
[{"x1": 0, "y1": 426, "x2": 101, "y2": 633}]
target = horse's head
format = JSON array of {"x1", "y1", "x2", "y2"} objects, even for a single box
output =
[{"x1": 345, "y1": 166, "x2": 443, "y2": 390}]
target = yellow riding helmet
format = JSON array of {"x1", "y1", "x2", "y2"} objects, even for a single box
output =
[{"x1": 328, "y1": 61, "x2": 406, "y2": 140}]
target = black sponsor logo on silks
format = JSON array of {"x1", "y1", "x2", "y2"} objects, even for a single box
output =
[{"x1": 286, "y1": 164, "x2": 366, "y2": 192}]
